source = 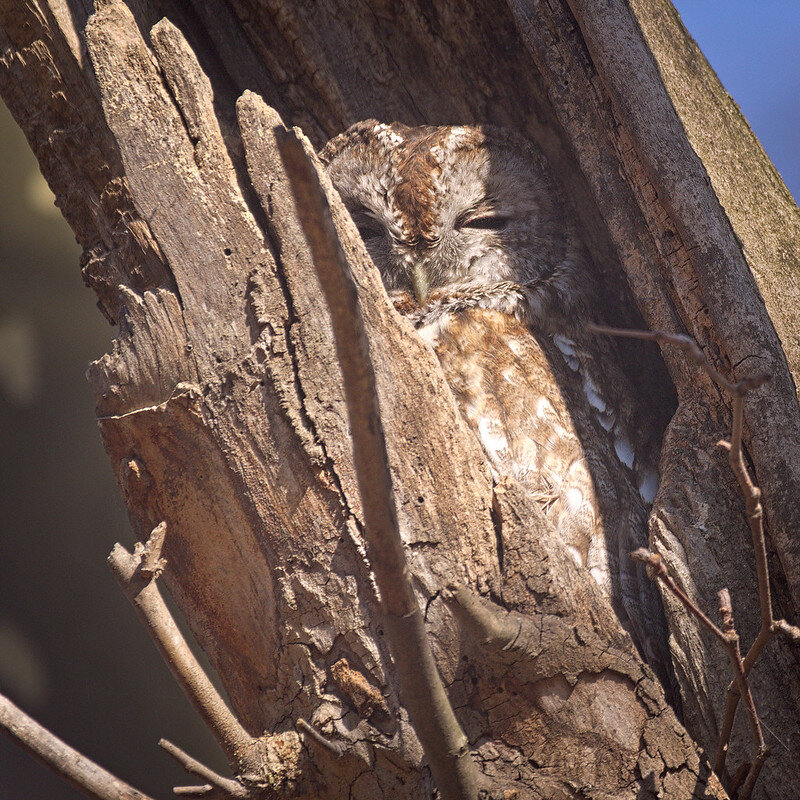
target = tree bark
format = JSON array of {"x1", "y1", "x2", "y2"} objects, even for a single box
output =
[{"x1": 1, "y1": 1, "x2": 798, "y2": 797}]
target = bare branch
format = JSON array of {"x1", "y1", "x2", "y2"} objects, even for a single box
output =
[
  {"x1": 111, "y1": 522, "x2": 309, "y2": 794},
  {"x1": 296, "y1": 719, "x2": 343, "y2": 758},
  {"x1": 632, "y1": 549, "x2": 769, "y2": 796},
  {"x1": 773, "y1": 619, "x2": 800, "y2": 643},
  {"x1": 172, "y1": 787, "x2": 217, "y2": 797},
  {"x1": 275, "y1": 126, "x2": 480, "y2": 800},
  {"x1": 108, "y1": 524, "x2": 254, "y2": 764},
  {"x1": 726, "y1": 393, "x2": 773, "y2": 674},
  {"x1": 443, "y1": 583, "x2": 523, "y2": 651},
  {"x1": 587, "y1": 324, "x2": 769, "y2": 396},
  {"x1": 600, "y1": 323, "x2": 794, "y2": 797},
  {"x1": 159, "y1": 739, "x2": 248, "y2": 798},
  {"x1": 738, "y1": 747, "x2": 770, "y2": 800},
  {"x1": 0, "y1": 692, "x2": 154, "y2": 800},
  {"x1": 716, "y1": 591, "x2": 767, "y2": 800},
  {"x1": 631, "y1": 550, "x2": 727, "y2": 640}
]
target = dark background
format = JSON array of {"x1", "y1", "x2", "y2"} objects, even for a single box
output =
[{"x1": 0, "y1": 4, "x2": 797, "y2": 797}]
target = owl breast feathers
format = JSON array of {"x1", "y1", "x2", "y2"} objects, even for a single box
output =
[{"x1": 322, "y1": 121, "x2": 676, "y2": 702}]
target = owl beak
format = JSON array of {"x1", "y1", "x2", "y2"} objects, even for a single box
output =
[{"x1": 411, "y1": 264, "x2": 430, "y2": 305}]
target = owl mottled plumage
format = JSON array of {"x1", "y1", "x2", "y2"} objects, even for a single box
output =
[{"x1": 322, "y1": 121, "x2": 675, "y2": 698}]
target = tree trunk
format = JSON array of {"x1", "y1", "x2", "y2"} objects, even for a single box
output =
[{"x1": 1, "y1": 1, "x2": 798, "y2": 798}]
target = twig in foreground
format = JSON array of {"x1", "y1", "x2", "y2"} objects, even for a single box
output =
[
  {"x1": 159, "y1": 738, "x2": 249, "y2": 798},
  {"x1": 631, "y1": 550, "x2": 768, "y2": 799},
  {"x1": 586, "y1": 323, "x2": 768, "y2": 397},
  {"x1": 594, "y1": 323, "x2": 800, "y2": 799},
  {"x1": 109, "y1": 523, "x2": 307, "y2": 797},
  {"x1": 296, "y1": 718, "x2": 343, "y2": 758},
  {"x1": 108, "y1": 524, "x2": 254, "y2": 765},
  {"x1": 717, "y1": 591, "x2": 769, "y2": 799},
  {"x1": 0, "y1": 691, "x2": 154, "y2": 800}
]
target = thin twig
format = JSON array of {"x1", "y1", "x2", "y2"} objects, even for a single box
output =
[
  {"x1": 296, "y1": 718, "x2": 342, "y2": 757},
  {"x1": 630, "y1": 549, "x2": 769, "y2": 797},
  {"x1": 594, "y1": 323, "x2": 796, "y2": 798},
  {"x1": 713, "y1": 394, "x2": 772, "y2": 782},
  {"x1": 630, "y1": 550, "x2": 727, "y2": 640},
  {"x1": 159, "y1": 739, "x2": 248, "y2": 798},
  {"x1": 773, "y1": 619, "x2": 800, "y2": 643},
  {"x1": 108, "y1": 524, "x2": 254, "y2": 765},
  {"x1": 587, "y1": 324, "x2": 768, "y2": 396},
  {"x1": 0, "y1": 692, "x2": 154, "y2": 800},
  {"x1": 443, "y1": 583, "x2": 523, "y2": 649},
  {"x1": 729, "y1": 760, "x2": 750, "y2": 797},
  {"x1": 276, "y1": 127, "x2": 479, "y2": 800},
  {"x1": 717, "y1": 591, "x2": 767, "y2": 800},
  {"x1": 172, "y1": 787, "x2": 216, "y2": 797},
  {"x1": 738, "y1": 747, "x2": 770, "y2": 800}
]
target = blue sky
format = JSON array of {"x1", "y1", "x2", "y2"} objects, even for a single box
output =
[{"x1": 671, "y1": 1, "x2": 800, "y2": 200}]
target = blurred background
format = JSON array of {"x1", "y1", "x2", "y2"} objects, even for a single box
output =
[
  {"x1": 0, "y1": 3, "x2": 798, "y2": 797},
  {"x1": 0, "y1": 70, "x2": 225, "y2": 800}
]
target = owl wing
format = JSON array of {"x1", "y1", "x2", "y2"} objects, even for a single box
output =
[{"x1": 431, "y1": 307, "x2": 676, "y2": 699}]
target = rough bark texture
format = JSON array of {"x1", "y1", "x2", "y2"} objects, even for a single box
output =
[{"x1": 1, "y1": 0, "x2": 798, "y2": 797}]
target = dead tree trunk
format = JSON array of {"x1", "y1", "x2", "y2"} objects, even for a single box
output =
[{"x1": 1, "y1": 1, "x2": 799, "y2": 798}]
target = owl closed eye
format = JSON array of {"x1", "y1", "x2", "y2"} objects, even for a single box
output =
[{"x1": 322, "y1": 121, "x2": 584, "y2": 325}]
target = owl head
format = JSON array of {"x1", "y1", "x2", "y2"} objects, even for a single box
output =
[{"x1": 321, "y1": 121, "x2": 586, "y2": 321}]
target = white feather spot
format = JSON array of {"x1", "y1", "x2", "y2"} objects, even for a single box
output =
[
  {"x1": 567, "y1": 545, "x2": 584, "y2": 567},
  {"x1": 507, "y1": 339, "x2": 524, "y2": 356},
  {"x1": 582, "y1": 374, "x2": 606, "y2": 413},
  {"x1": 598, "y1": 410, "x2": 616, "y2": 431},
  {"x1": 374, "y1": 123, "x2": 404, "y2": 145},
  {"x1": 552, "y1": 333, "x2": 580, "y2": 370},
  {"x1": 590, "y1": 566, "x2": 608, "y2": 588},
  {"x1": 502, "y1": 367, "x2": 517, "y2": 385},
  {"x1": 477, "y1": 417, "x2": 509, "y2": 460},
  {"x1": 614, "y1": 431, "x2": 635, "y2": 469},
  {"x1": 417, "y1": 315, "x2": 450, "y2": 346},
  {"x1": 536, "y1": 396, "x2": 555, "y2": 419},
  {"x1": 638, "y1": 469, "x2": 659, "y2": 504},
  {"x1": 565, "y1": 487, "x2": 584, "y2": 514},
  {"x1": 552, "y1": 333, "x2": 575, "y2": 355}
]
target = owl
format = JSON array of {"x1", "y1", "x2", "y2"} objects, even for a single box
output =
[{"x1": 321, "y1": 121, "x2": 675, "y2": 700}]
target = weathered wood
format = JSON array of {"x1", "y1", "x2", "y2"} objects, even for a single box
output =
[
  {"x1": 1, "y1": 0, "x2": 798, "y2": 797},
  {"x1": 506, "y1": 2, "x2": 800, "y2": 792},
  {"x1": 0, "y1": 1, "x2": 173, "y2": 321}
]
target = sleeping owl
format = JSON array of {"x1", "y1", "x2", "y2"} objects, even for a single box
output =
[{"x1": 321, "y1": 121, "x2": 675, "y2": 700}]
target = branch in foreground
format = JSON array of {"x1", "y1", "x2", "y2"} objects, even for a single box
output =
[
  {"x1": 275, "y1": 125, "x2": 480, "y2": 800},
  {"x1": 108, "y1": 523, "x2": 253, "y2": 765},
  {"x1": 0, "y1": 692, "x2": 154, "y2": 800},
  {"x1": 716, "y1": 591, "x2": 768, "y2": 800},
  {"x1": 295, "y1": 718, "x2": 343, "y2": 758},
  {"x1": 586, "y1": 324, "x2": 768, "y2": 397},
  {"x1": 631, "y1": 549, "x2": 767, "y2": 797},
  {"x1": 109, "y1": 524, "x2": 307, "y2": 797},
  {"x1": 159, "y1": 738, "x2": 249, "y2": 798}
]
